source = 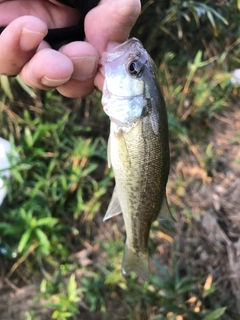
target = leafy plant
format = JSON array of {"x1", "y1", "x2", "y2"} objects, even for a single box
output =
[{"x1": 41, "y1": 274, "x2": 80, "y2": 320}]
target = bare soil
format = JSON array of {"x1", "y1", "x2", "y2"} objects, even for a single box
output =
[{"x1": 168, "y1": 104, "x2": 240, "y2": 313}]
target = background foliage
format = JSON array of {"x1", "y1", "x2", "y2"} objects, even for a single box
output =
[{"x1": 0, "y1": 0, "x2": 240, "y2": 319}]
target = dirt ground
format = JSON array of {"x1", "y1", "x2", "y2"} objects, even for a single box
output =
[
  {"x1": 168, "y1": 104, "x2": 240, "y2": 313},
  {"x1": 0, "y1": 103, "x2": 239, "y2": 319}
]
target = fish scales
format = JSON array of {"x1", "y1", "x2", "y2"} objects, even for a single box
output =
[{"x1": 101, "y1": 38, "x2": 172, "y2": 279}]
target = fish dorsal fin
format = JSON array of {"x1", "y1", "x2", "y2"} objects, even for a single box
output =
[
  {"x1": 158, "y1": 195, "x2": 175, "y2": 221},
  {"x1": 103, "y1": 187, "x2": 122, "y2": 221}
]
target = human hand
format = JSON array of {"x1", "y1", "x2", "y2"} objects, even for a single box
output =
[{"x1": 0, "y1": 0, "x2": 141, "y2": 98}]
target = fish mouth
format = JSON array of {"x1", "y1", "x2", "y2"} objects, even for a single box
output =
[
  {"x1": 100, "y1": 38, "x2": 144, "y2": 66},
  {"x1": 109, "y1": 38, "x2": 143, "y2": 53}
]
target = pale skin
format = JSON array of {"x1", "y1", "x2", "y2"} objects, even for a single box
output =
[{"x1": 0, "y1": 0, "x2": 141, "y2": 97}]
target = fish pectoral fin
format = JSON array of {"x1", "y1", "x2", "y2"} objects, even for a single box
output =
[
  {"x1": 122, "y1": 244, "x2": 149, "y2": 280},
  {"x1": 103, "y1": 186, "x2": 122, "y2": 221},
  {"x1": 158, "y1": 195, "x2": 175, "y2": 221}
]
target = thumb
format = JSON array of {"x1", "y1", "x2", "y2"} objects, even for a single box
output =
[{"x1": 85, "y1": 0, "x2": 141, "y2": 54}]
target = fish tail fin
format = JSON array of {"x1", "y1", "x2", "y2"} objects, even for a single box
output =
[{"x1": 122, "y1": 244, "x2": 149, "y2": 280}]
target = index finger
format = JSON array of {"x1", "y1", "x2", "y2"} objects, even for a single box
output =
[
  {"x1": 0, "y1": 16, "x2": 47, "y2": 75},
  {"x1": 85, "y1": 0, "x2": 141, "y2": 54}
]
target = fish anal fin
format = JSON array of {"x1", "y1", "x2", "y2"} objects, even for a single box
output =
[
  {"x1": 103, "y1": 186, "x2": 122, "y2": 221},
  {"x1": 122, "y1": 244, "x2": 149, "y2": 280},
  {"x1": 159, "y1": 194, "x2": 175, "y2": 221}
]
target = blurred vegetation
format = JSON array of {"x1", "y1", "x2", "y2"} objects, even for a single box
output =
[{"x1": 0, "y1": 0, "x2": 240, "y2": 319}]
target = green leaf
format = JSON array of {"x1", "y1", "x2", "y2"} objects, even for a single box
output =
[
  {"x1": 16, "y1": 76, "x2": 37, "y2": 98},
  {"x1": 175, "y1": 275, "x2": 192, "y2": 290},
  {"x1": 52, "y1": 310, "x2": 72, "y2": 319},
  {"x1": 35, "y1": 217, "x2": 58, "y2": 227},
  {"x1": 24, "y1": 127, "x2": 34, "y2": 148},
  {"x1": 35, "y1": 228, "x2": 50, "y2": 254},
  {"x1": 40, "y1": 279, "x2": 47, "y2": 293},
  {"x1": 105, "y1": 269, "x2": 122, "y2": 285},
  {"x1": 18, "y1": 229, "x2": 32, "y2": 253},
  {"x1": 67, "y1": 274, "x2": 79, "y2": 302},
  {"x1": 202, "y1": 307, "x2": 227, "y2": 320},
  {"x1": 0, "y1": 222, "x2": 11, "y2": 229},
  {"x1": 0, "y1": 75, "x2": 14, "y2": 100},
  {"x1": 193, "y1": 50, "x2": 203, "y2": 66},
  {"x1": 177, "y1": 284, "x2": 196, "y2": 294},
  {"x1": 11, "y1": 170, "x2": 24, "y2": 184}
]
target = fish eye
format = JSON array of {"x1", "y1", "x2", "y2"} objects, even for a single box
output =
[{"x1": 127, "y1": 60, "x2": 144, "y2": 77}]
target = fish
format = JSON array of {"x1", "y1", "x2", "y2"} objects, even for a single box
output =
[{"x1": 101, "y1": 38, "x2": 172, "y2": 280}]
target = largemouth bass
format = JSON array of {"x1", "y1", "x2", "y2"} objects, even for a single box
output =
[{"x1": 101, "y1": 38, "x2": 172, "y2": 279}]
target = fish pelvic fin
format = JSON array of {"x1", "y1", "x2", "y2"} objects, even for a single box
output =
[
  {"x1": 159, "y1": 194, "x2": 175, "y2": 221},
  {"x1": 103, "y1": 186, "x2": 122, "y2": 221},
  {"x1": 122, "y1": 244, "x2": 149, "y2": 280}
]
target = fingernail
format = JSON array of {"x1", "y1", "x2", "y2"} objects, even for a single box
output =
[
  {"x1": 20, "y1": 28, "x2": 46, "y2": 51},
  {"x1": 41, "y1": 76, "x2": 71, "y2": 87},
  {"x1": 71, "y1": 56, "x2": 97, "y2": 81}
]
